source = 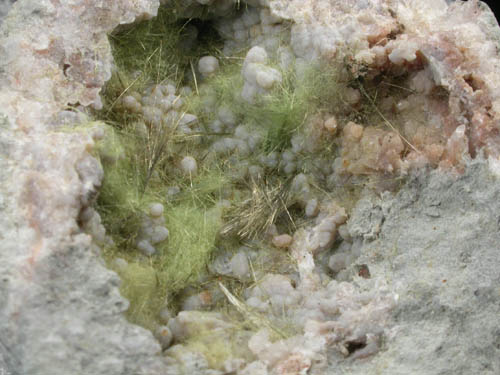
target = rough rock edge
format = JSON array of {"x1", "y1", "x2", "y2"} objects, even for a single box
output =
[
  {"x1": 342, "y1": 158, "x2": 500, "y2": 374},
  {"x1": 269, "y1": 0, "x2": 500, "y2": 164},
  {"x1": 0, "y1": 1, "x2": 169, "y2": 375},
  {"x1": 1, "y1": 1, "x2": 500, "y2": 375},
  {"x1": 0, "y1": 0, "x2": 15, "y2": 26}
]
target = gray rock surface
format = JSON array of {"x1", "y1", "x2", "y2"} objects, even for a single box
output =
[
  {"x1": 340, "y1": 160, "x2": 500, "y2": 374},
  {"x1": 0, "y1": 1, "x2": 499, "y2": 375},
  {"x1": 0, "y1": 1, "x2": 168, "y2": 374},
  {"x1": 0, "y1": 0, "x2": 15, "y2": 25}
]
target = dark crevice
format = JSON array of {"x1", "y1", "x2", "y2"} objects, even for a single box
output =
[{"x1": 346, "y1": 338, "x2": 368, "y2": 356}]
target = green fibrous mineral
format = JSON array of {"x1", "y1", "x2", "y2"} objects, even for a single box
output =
[
  {"x1": 97, "y1": 122, "x2": 228, "y2": 329},
  {"x1": 94, "y1": 3, "x2": 352, "y2": 335}
]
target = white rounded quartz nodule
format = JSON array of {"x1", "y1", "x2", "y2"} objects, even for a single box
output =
[
  {"x1": 151, "y1": 226, "x2": 169, "y2": 244},
  {"x1": 328, "y1": 253, "x2": 346, "y2": 273},
  {"x1": 245, "y1": 46, "x2": 268, "y2": 64},
  {"x1": 155, "y1": 325, "x2": 173, "y2": 350},
  {"x1": 337, "y1": 224, "x2": 352, "y2": 242},
  {"x1": 230, "y1": 252, "x2": 250, "y2": 279},
  {"x1": 256, "y1": 67, "x2": 282, "y2": 89},
  {"x1": 137, "y1": 239, "x2": 156, "y2": 256},
  {"x1": 218, "y1": 105, "x2": 236, "y2": 126},
  {"x1": 198, "y1": 55, "x2": 220, "y2": 77},
  {"x1": 272, "y1": 234, "x2": 293, "y2": 248},
  {"x1": 179, "y1": 113, "x2": 198, "y2": 126},
  {"x1": 122, "y1": 95, "x2": 142, "y2": 113},
  {"x1": 149, "y1": 203, "x2": 164, "y2": 217},
  {"x1": 182, "y1": 294, "x2": 203, "y2": 311},
  {"x1": 305, "y1": 198, "x2": 319, "y2": 218},
  {"x1": 167, "y1": 185, "x2": 181, "y2": 197},
  {"x1": 180, "y1": 156, "x2": 198, "y2": 175},
  {"x1": 324, "y1": 116, "x2": 337, "y2": 134}
]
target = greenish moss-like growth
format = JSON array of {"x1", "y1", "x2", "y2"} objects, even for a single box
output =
[
  {"x1": 95, "y1": 3, "x2": 350, "y2": 338},
  {"x1": 101, "y1": 6, "x2": 225, "y2": 127},
  {"x1": 96, "y1": 126, "x2": 150, "y2": 248},
  {"x1": 117, "y1": 263, "x2": 161, "y2": 330},
  {"x1": 108, "y1": 7, "x2": 181, "y2": 87},
  {"x1": 183, "y1": 328, "x2": 254, "y2": 370},
  {"x1": 248, "y1": 64, "x2": 342, "y2": 153},
  {"x1": 189, "y1": 58, "x2": 343, "y2": 154},
  {"x1": 96, "y1": 115, "x2": 239, "y2": 323},
  {"x1": 157, "y1": 203, "x2": 223, "y2": 294}
]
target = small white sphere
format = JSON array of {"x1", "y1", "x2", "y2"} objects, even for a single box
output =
[
  {"x1": 164, "y1": 110, "x2": 180, "y2": 127},
  {"x1": 180, "y1": 156, "x2": 198, "y2": 175},
  {"x1": 283, "y1": 162, "x2": 296, "y2": 175},
  {"x1": 182, "y1": 294, "x2": 203, "y2": 311},
  {"x1": 159, "y1": 98, "x2": 172, "y2": 112},
  {"x1": 155, "y1": 325, "x2": 173, "y2": 350},
  {"x1": 218, "y1": 106, "x2": 236, "y2": 126},
  {"x1": 242, "y1": 8, "x2": 260, "y2": 27},
  {"x1": 151, "y1": 226, "x2": 169, "y2": 244},
  {"x1": 337, "y1": 225, "x2": 352, "y2": 242},
  {"x1": 245, "y1": 46, "x2": 268, "y2": 64},
  {"x1": 122, "y1": 95, "x2": 142, "y2": 113},
  {"x1": 167, "y1": 186, "x2": 181, "y2": 197},
  {"x1": 256, "y1": 68, "x2": 282, "y2": 90},
  {"x1": 230, "y1": 252, "x2": 250, "y2": 280},
  {"x1": 179, "y1": 113, "x2": 198, "y2": 126},
  {"x1": 223, "y1": 137, "x2": 237, "y2": 151},
  {"x1": 198, "y1": 56, "x2": 220, "y2": 77},
  {"x1": 149, "y1": 203, "x2": 164, "y2": 217},
  {"x1": 247, "y1": 135, "x2": 261, "y2": 151},
  {"x1": 234, "y1": 125, "x2": 249, "y2": 139},
  {"x1": 324, "y1": 116, "x2": 337, "y2": 134},
  {"x1": 212, "y1": 140, "x2": 226, "y2": 154},
  {"x1": 137, "y1": 239, "x2": 156, "y2": 256},
  {"x1": 305, "y1": 198, "x2": 319, "y2": 218},
  {"x1": 272, "y1": 234, "x2": 293, "y2": 248},
  {"x1": 209, "y1": 120, "x2": 224, "y2": 133},
  {"x1": 142, "y1": 106, "x2": 163, "y2": 127},
  {"x1": 235, "y1": 140, "x2": 250, "y2": 157},
  {"x1": 165, "y1": 83, "x2": 177, "y2": 95},
  {"x1": 264, "y1": 152, "x2": 279, "y2": 168},
  {"x1": 281, "y1": 150, "x2": 295, "y2": 162},
  {"x1": 328, "y1": 253, "x2": 348, "y2": 273}
]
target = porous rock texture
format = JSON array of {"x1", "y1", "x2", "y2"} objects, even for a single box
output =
[
  {"x1": 342, "y1": 159, "x2": 500, "y2": 374},
  {"x1": 0, "y1": 1, "x2": 168, "y2": 375},
  {"x1": 0, "y1": 1, "x2": 500, "y2": 375},
  {"x1": 269, "y1": 0, "x2": 500, "y2": 172},
  {"x1": 0, "y1": 0, "x2": 14, "y2": 25}
]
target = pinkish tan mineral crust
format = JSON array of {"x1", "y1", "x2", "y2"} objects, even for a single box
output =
[
  {"x1": 2, "y1": 1, "x2": 500, "y2": 374},
  {"x1": 273, "y1": 0, "x2": 500, "y2": 175}
]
